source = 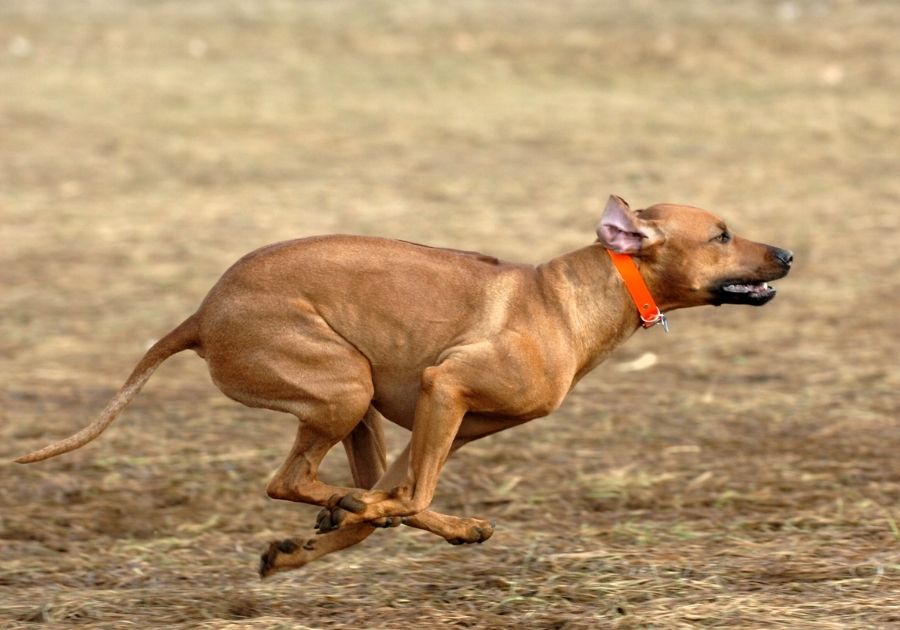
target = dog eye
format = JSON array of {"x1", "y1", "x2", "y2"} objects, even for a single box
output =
[{"x1": 714, "y1": 231, "x2": 732, "y2": 244}]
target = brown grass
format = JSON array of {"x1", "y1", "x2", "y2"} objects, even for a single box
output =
[{"x1": 1, "y1": 0, "x2": 898, "y2": 627}]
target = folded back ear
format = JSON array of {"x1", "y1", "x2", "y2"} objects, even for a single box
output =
[{"x1": 595, "y1": 195, "x2": 664, "y2": 254}]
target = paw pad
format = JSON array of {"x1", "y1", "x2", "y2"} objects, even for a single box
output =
[{"x1": 276, "y1": 539, "x2": 299, "y2": 554}]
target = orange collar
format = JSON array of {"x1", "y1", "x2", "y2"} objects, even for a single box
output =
[{"x1": 606, "y1": 250, "x2": 669, "y2": 332}]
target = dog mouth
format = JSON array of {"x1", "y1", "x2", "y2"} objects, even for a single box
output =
[{"x1": 713, "y1": 280, "x2": 777, "y2": 305}]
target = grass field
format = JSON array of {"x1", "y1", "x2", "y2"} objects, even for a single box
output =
[{"x1": 1, "y1": 0, "x2": 898, "y2": 627}]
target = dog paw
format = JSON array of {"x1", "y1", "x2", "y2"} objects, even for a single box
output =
[
  {"x1": 259, "y1": 538, "x2": 316, "y2": 578},
  {"x1": 315, "y1": 506, "x2": 348, "y2": 533},
  {"x1": 445, "y1": 522, "x2": 495, "y2": 546}
]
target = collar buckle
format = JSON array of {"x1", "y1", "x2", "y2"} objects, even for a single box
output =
[{"x1": 642, "y1": 310, "x2": 669, "y2": 332}]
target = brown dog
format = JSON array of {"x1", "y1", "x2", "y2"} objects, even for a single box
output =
[{"x1": 15, "y1": 196, "x2": 792, "y2": 577}]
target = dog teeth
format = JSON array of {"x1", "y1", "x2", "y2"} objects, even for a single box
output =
[{"x1": 723, "y1": 282, "x2": 771, "y2": 294}]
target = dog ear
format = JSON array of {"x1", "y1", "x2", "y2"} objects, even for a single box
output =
[{"x1": 596, "y1": 195, "x2": 663, "y2": 254}]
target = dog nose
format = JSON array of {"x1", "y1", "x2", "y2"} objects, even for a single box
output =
[{"x1": 774, "y1": 248, "x2": 793, "y2": 268}]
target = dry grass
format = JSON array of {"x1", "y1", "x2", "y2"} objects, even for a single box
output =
[{"x1": 1, "y1": 0, "x2": 898, "y2": 627}]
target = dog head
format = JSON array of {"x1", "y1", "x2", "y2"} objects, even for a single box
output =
[{"x1": 596, "y1": 195, "x2": 793, "y2": 309}]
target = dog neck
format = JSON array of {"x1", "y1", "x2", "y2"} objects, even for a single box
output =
[{"x1": 537, "y1": 244, "x2": 647, "y2": 378}]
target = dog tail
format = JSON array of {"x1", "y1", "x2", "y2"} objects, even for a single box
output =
[{"x1": 13, "y1": 314, "x2": 201, "y2": 464}]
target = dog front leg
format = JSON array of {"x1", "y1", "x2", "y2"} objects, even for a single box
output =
[
  {"x1": 341, "y1": 439, "x2": 495, "y2": 544},
  {"x1": 316, "y1": 364, "x2": 468, "y2": 531},
  {"x1": 262, "y1": 412, "x2": 474, "y2": 577}
]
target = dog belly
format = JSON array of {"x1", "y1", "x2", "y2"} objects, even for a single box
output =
[
  {"x1": 457, "y1": 413, "x2": 531, "y2": 439},
  {"x1": 371, "y1": 379, "x2": 537, "y2": 440},
  {"x1": 371, "y1": 381, "x2": 418, "y2": 430}
]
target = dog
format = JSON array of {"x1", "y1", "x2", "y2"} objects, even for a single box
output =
[{"x1": 15, "y1": 195, "x2": 792, "y2": 577}]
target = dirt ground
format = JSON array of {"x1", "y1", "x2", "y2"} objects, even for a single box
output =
[{"x1": 1, "y1": 1, "x2": 898, "y2": 628}]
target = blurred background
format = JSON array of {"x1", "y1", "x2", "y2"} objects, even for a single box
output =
[{"x1": 1, "y1": 1, "x2": 897, "y2": 627}]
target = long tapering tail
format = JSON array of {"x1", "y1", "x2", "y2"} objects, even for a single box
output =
[{"x1": 14, "y1": 314, "x2": 200, "y2": 464}]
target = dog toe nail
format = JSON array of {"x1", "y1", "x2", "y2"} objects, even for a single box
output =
[
  {"x1": 315, "y1": 510, "x2": 333, "y2": 531},
  {"x1": 337, "y1": 494, "x2": 367, "y2": 514},
  {"x1": 315, "y1": 508, "x2": 343, "y2": 533}
]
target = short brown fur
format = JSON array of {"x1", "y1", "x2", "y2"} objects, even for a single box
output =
[{"x1": 14, "y1": 196, "x2": 792, "y2": 577}]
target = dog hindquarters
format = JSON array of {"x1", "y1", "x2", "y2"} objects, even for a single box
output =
[{"x1": 203, "y1": 301, "x2": 376, "y2": 507}]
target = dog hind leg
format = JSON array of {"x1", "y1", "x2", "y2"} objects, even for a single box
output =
[
  {"x1": 260, "y1": 407, "x2": 389, "y2": 577},
  {"x1": 264, "y1": 419, "x2": 362, "y2": 506},
  {"x1": 259, "y1": 523, "x2": 376, "y2": 578},
  {"x1": 342, "y1": 406, "x2": 388, "y2": 490}
]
